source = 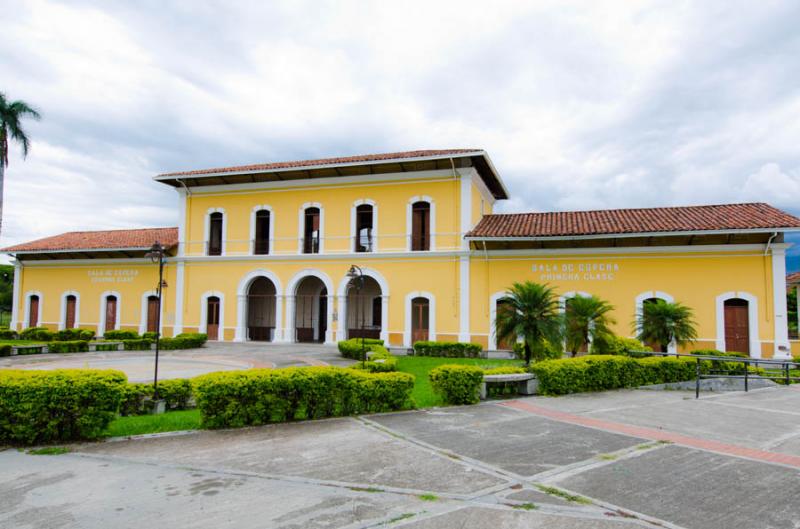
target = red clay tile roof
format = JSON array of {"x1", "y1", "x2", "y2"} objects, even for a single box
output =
[
  {"x1": 158, "y1": 149, "x2": 482, "y2": 177},
  {"x1": 466, "y1": 203, "x2": 800, "y2": 239},
  {"x1": 787, "y1": 272, "x2": 800, "y2": 285},
  {"x1": 2, "y1": 227, "x2": 178, "y2": 253}
]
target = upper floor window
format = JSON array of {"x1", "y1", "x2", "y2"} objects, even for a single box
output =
[
  {"x1": 303, "y1": 207, "x2": 320, "y2": 254},
  {"x1": 208, "y1": 212, "x2": 223, "y2": 256},
  {"x1": 411, "y1": 201, "x2": 430, "y2": 251},
  {"x1": 355, "y1": 204, "x2": 374, "y2": 253},
  {"x1": 254, "y1": 209, "x2": 270, "y2": 255}
]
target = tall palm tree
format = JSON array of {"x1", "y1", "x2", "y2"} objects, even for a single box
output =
[
  {"x1": 635, "y1": 299, "x2": 697, "y2": 352},
  {"x1": 564, "y1": 295, "x2": 616, "y2": 357},
  {"x1": 495, "y1": 281, "x2": 563, "y2": 366},
  {"x1": 0, "y1": 93, "x2": 41, "y2": 236}
]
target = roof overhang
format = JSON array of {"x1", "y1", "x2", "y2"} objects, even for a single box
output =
[{"x1": 465, "y1": 227, "x2": 800, "y2": 243}]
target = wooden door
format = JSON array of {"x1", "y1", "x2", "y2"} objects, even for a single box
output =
[
  {"x1": 206, "y1": 296, "x2": 220, "y2": 340},
  {"x1": 495, "y1": 300, "x2": 514, "y2": 350},
  {"x1": 411, "y1": 298, "x2": 429, "y2": 343},
  {"x1": 29, "y1": 296, "x2": 39, "y2": 328},
  {"x1": 65, "y1": 296, "x2": 76, "y2": 328},
  {"x1": 105, "y1": 296, "x2": 117, "y2": 332},
  {"x1": 411, "y1": 203, "x2": 430, "y2": 251},
  {"x1": 724, "y1": 299, "x2": 750, "y2": 354},
  {"x1": 146, "y1": 296, "x2": 159, "y2": 333}
]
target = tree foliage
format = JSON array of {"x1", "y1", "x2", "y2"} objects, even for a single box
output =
[
  {"x1": 635, "y1": 299, "x2": 698, "y2": 351},
  {"x1": 564, "y1": 295, "x2": 616, "y2": 357},
  {"x1": 494, "y1": 282, "x2": 563, "y2": 366}
]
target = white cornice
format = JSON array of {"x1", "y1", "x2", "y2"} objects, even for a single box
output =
[{"x1": 466, "y1": 228, "x2": 800, "y2": 242}]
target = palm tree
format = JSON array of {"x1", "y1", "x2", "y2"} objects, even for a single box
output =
[
  {"x1": 635, "y1": 299, "x2": 697, "y2": 352},
  {"x1": 564, "y1": 295, "x2": 616, "y2": 357},
  {"x1": 0, "y1": 93, "x2": 41, "y2": 236},
  {"x1": 495, "y1": 281, "x2": 563, "y2": 366}
]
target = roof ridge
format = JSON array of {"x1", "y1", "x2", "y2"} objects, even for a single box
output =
[{"x1": 485, "y1": 202, "x2": 772, "y2": 217}]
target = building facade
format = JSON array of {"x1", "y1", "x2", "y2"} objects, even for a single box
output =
[{"x1": 5, "y1": 149, "x2": 800, "y2": 359}]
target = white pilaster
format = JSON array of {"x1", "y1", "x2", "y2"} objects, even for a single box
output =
[
  {"x1": 458, "y1": 255, "x2": 470, "y2": 342},
  {"x1": 10, "y1": 261, "x2": 21, "y2": 330},
  {"x1": 177, "y1": 188, "x2": 187, "y2": 257},
  {"x1": 771, "y1": 246, "x2": 792, "y2": 358},
  {"x1": 173, "y1": 261, "x2": 185, "y2": 336},
  {"x1": 234, "y1": 294, "x2": 247, "y2": 342},
  {"x1": 459, "y1": 171, "x2": 473, "y2": 250}
]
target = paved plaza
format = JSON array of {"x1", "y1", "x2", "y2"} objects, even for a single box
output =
[{"x1": 2, "y1": 380, "x2": 800, "y2": 528}]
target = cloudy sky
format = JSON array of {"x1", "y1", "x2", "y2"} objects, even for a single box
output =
[{"x1": 2, "y1": 0, "x2": 800, "y2": 268}]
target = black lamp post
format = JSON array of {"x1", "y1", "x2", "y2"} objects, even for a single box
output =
[
  {"x1": 145, "y1": 241, "x2": 167, "y2": 401},
  {"x1": 346, "y1": 265, "x2": 367, "y2": 367}
]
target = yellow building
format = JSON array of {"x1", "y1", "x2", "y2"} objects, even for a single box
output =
[{"x1": 5, "y1": 149, "x2": 800, "y2": 359}]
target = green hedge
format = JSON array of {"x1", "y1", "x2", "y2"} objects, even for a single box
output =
[
  {"x1": 48, "y1": 340, "x2": 89, "y2": 354},
  {"x1": 0, "y1": 369, "x2": 127, "y2": 444},
  {"x1": 123, "y1": 338, "x2": 152, "y2": 351},
  {"x1": 55, "y1": 328, "x2": 95, "y2": 341},
  {"x1": 104, "y1": 330, "x2": 140, "y2": 340},
  {"x1": 0, "y1": 327, "x2": 18, "y2": 340},
  {"x1": 429, "y1": 365, "x2": 485, "y2": 405},
  {"x1": 19, "y1": 327, "x2": 54, "y2": 341},
  {"x1": 159, "y1": 333, "x2": 208, "y2": 350},
  {"x1": 0, "y1": 344, "x2": 11, "y2": 357},
  {"x1": 350, "y1": 344, "x2": 398, "y2": 373},
  {"x1": 142, "y1": 331, "x2": 158, "y2": 341},
  {"x1": 529, "y1": 355, "x2": 706, "y2": 395},
  {"x1": 120, "y1": 379, "x2": 194, "y2": 416},
  {"x1": 590, "y1": 335, "x2": 652, "y2": 356},
  {"x1": 513, "y1": 340, "x2": 563, "y2": 361},
  {"x1": 338, "y1": 338, "x2": 384, "y2": 360},
  {"x1": 413, "y1": 341, "x2": 482, "y2": 358},
  {"x1": 193, "y1": 367, "x2": 414, "y2": 428}
]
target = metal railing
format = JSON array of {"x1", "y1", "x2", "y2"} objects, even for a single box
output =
[{"x1": 632, "y1": 350, "x2": 800, "y2": 398}]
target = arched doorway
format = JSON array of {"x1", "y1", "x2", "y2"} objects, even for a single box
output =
[
  {"x1": 206, "y1": 296, "x2": 220, "y2": 340},
  {"x1": 410, "y1": 297, "x2": 429, "y2": 343},
  {"x1": 346, "y1": 276, "x2": 382, "y2": 339},
  {"x1": 28, "y1": 295, "x2": 40, "y2": 328},
  {"x1": 146, "y1": 295, "x2": 159, "y2": 333},
  {"x1": 104, "y1": 295, "x2": 118, "y2": 333},
  {"x1": 247, "y1": 277, "x2": 277, "y2": 341},
  {"x1": 724, "y1": 298, "x2": 750, "y2": 354},
  {"x1": 64, "y1": 295, "x2": 77, "y2": 329},
  {"x1": 295, "y1": 276, "x2": 327, "y2": 342},
  {"x1": 495, "y1": 298, "x2": 515, "y2": 351}
]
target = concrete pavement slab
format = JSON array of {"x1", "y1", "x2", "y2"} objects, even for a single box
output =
[
  {"x1": 75, "y1": 418, "x2": 506, "y2": 495},
  {"x1": 398, "y1": 506, "x2": 648, "y2": 528},
  {"x1": 556, "y1": 444, "x2": 800, "y2": 529},
  {"x1": 370, "y1": 405, "x2": 645, "y2": 477},
  {"x1": 505, "y1": 488, "x2": 573, "y2": 506}
]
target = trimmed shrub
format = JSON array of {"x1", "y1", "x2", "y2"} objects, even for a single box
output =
[
  {"x1": 48, "y1": 340, "x2": 89, "y2": 354},
  {"x1": 0, "y1": 369, "x2": 127, "y2": 444},
  {"x1": 690, "y1": 349, "x2": 748, "y2": 374},
  {"x1": 93, "y1": 342, "x2": 121, "y2": 352},
  {"x1": 590, "y1": 335, "x2": 652, "y2": 356},
  {"x1": 142, "y1": 331, "x2": 158, "y2": 341},
  {"x1": 413, "y1": 341, "x2": 482, "y2": 358},
  {"x1": 123, "y1": 338, "x2": 152, "y2": 351},
  {"x1": 529, "y1": 355, "x2": 706, "y2": 395},
  {"x1": 338, "y1": 338, "x2": 384, "y2": 360},
  {"x1": 193, "y1": 367, "x2": 414, "y2": 428},
  {"x1": 120, "y1": 379, "x2": 194, "y2": 416},
  {"x1": 104, "y1": 330, "x2": 140, "y2": 340},
  {"x1": 513, "y1": 340, "x2": 563, "y2": 361},
  {"x1": 55, "y1": 328, "x2": 95, "y2": 341},
  {"x1": 351, "y1": 344, "x2": 398, "y2": 373},
  {"x1": 0, "y1": 327, "x2": 18, "y2": 340},
  {"x1": 0, "y1": 344, "x2": 11, "y2": 357},
  {"x1": 429, "y1": 365, "x2": 485, "y2": 405},
  {"x1": 158, "y1": 333, "x2": 208, "y2": 350},
  {"x1": 19, "y1": 327, "x2": 54, "y2": 342},
  {"x1": 483, "y1": 366, "x2": 528, "y2": 375}
]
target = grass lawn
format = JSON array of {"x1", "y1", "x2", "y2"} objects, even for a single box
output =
[
  {"x1": 103, "y1": 409, "x2": 201, "y2": 438},
  {"x1": 0, "y1": 339, "x2": 47, "y2": 346},
  {"x1": 397, "y1": 356, "x2": 523, "y2": 408}
]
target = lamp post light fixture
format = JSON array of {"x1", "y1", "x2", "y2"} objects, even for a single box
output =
[
  {"x1": 346, "y1": 265, "x2": 367, "y2": 367},
  {"x1": 145, "y1": 241, "x2": 167, "y2": 411}
]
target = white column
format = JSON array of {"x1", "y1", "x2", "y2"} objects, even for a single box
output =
[
  {"x1": 459, "y1": 171, "x2": 473, "y2": 250},
  {"x1": 458, "y1": 255, "x2": 470, "y2": 342},
  {"x1": 177, "y1": 189, "x2": 187, "y2": 257},
  {"x1": 172, "y1": 261, "x2": 185, "y2": 336},
  {"x1": 771, "y1": 246, "x2": 792, "y2": 358},
  {"x1": 234, "y1": 294, "x2": 247, "y2": 342},
  {"x1": 10, "y1": 261, "x2": 21, "y2": 330}
]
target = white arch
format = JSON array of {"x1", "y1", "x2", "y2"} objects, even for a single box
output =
[
  {"x1": 558, "y1": 290, "x2": 591, "y2": 312},
  {"x1": 200, "y1": 290, "x2": 226, "y2": 340},
  {"x1": 249, "y1": 205, "x2": 274, "y2": 255},
  {"x1": 235, "y1": 269, "x2": 284, "y2": 342},
  {"x1": 335, "y1": 267, "x2": 390, "y2": 343},
  {"x1": 404, "y1": 291, "x2": 436, "y2": 347},
  {"x1": 138, "y1": 290, "x2": 162, "y2": 335},
  {"x1": 488, "y1": 290, "x2": 511, "y2": 351},
  {"x1": 298, "y1": 202, "x2": 325, "y2": 254},
  {"x1": 715, "y1": 291, "x2": 760, "y2": 358},
  {"x1": 634, "y1": 291, "x2": 676, "y2": 353},
  {"x1": 204, "y1": 207, "x2": 227, "y2": 256},
  {"x1": 286, "y1": 268, "x2": 334, "y2": 344},
  {"x1": 59, "y1": 291, "x2": 80, "y2": 330},
  {"x1": 350, "y1": 199, "x2": 378, "y2": 253},
  {"x1": 23, "y1": 290, "x2": 43, "y2": 329},
  {"x1": 98, "y1": 290, "x2": 122, "y2": 334},
  {"x1": 406, "y1": 195, "x2": 436, "y2": 251}
]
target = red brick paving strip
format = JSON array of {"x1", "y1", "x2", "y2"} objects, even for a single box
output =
[{"x1": 502, "y1": 400, "x2": 800, "y2": 469}]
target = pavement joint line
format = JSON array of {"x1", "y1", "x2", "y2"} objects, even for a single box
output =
[
  {"x1": 760, "y1": 428, "x2": 800, "y2": 451},
  {"x1": 698, "y1": 398, "x2": 800, "y2": 417},
  {"x1": 502, "y1": 399, "x2": 800, "y2": 469}
]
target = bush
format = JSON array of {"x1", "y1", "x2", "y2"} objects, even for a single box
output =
[
  {"x1": 529, "y1": 355, "x2": 706, "y2": 395},
  {"x1": 690, "y1": 349, "x2": 748, "y2": 374},
  {"x1": 19, "y1": 327, "x2": 54, "y2": 342},
  {"x1": 48, "y1": 340, "x2": 89, "y2": 354},
  {"x1": 193, "y1": 367, "x2": 414, "y2": 428},
  {"x1": 590, "y1": 335, "x2": 652, "y2": 357},
  {"x1": 350, "y1": 344, "x2": 398, "y2": 373},
  {"x1": 483, "y1": 366, "x2": 528, "y2": 375},
  {"x1": 0, "y1": 369, "x2": 127, "y2": 444},
  {"x1": 55, "y1": 328, "x2": 95, "y2": 341},
  {"x1": 0, "y1": 345, "x2": 11, "y2": 357},
  {"x1": 123, "y1": 338, "x2": 152, "y2": 351},
  {"x1": 428, "y1": 365, "x2": 485, "y2": 405},
  {"x1": 413, "y1": 341, "x2": 482, "y2": 358},
  {"x1": 513, "y1": 340, "x2": 563, "y2": 361},
  {"x1": 104, "y1": 330, "x2": 140, "y2": 340},
  {"x1": 158, "y1": 333, "x2": 208, "y2": 350},
  {"x1": 0, "y1": 327, "x2": 18, "y2": 340},
  {"x1": 338, "y1": 338, "x2": 384, "y2": 360},
  {"x1": 142, "y1": 331, "x2": 158, "y2": 341},
  {"x1": 120, "y1": 379, "x2": 194, "y2": 416}
]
